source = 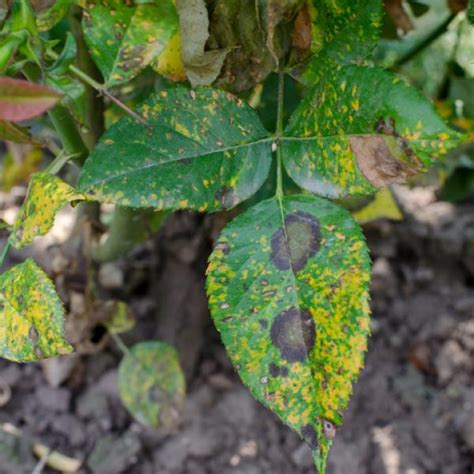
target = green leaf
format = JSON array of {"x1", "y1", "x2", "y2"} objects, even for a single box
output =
[
  {"x1": 118, "y1": 341, "x2": 186, "y2": 430},
  {"x1": 78, "y1": 87, "x2": 272, "y2": 211},
  {"x1": 206, "y1": 194, "x2": 371, "y2": 470},
  {"x1": 469, "y1": 0, "x2": 474, "y2": 23},
  {"x1": 0, "y1": 77, "x2": 60, "y2": 122},
  {"x1": 299, "y1": 0, "x2": 383, "y2": 83},
  {"x1": 46, "y1": 32, "x2": 77, "y2": 76},
  {"x1": 81, "y1": 0, "x2": 178, "y2": 87},
  {"x1": 9, "y1": 172, "x2": 89, "y2": 249},
  {"x1": 0, "y1": 259, "x2": 73, "y2": 362},
  {"x1": 282, "y1": 65, "x2": 461, "y2": 198},
  {"x1": 36, "y1": 0, "x2": 72, "y2": 32},
  {"x1": 176, "y1": 0, "x2": 229, "y2": 87}
]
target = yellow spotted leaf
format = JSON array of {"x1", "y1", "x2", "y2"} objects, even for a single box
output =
[
  {"x1": 0, "y1": 259, "x2": 73, "y2": 362},
  {"x1": 104, "y1": 301, "x2": 135, "y2": 335},
  {"x1": 207, "y1": 194, "x2": 371, "y2": 471},
  {"x1": 9, "y1": 172, "x2": 89, "y2": 249},
  {"x1": 118, "y1": 341, "x2": 186, "y2": 430}
]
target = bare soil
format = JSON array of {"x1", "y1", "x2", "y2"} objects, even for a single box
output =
[{"x1": 0, "y1": 185, "x2": 473, "y2": 474}]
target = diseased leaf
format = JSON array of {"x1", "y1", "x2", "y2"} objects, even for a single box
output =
[
  {"x1": 298, "y1": 0, "x2": 382, "y2": 83},
  {"x1": 0, "y1": 77, "x2": 60, "y2": 122},
  {"x1": 118, "y1": 341, "x2": 186, "y2": 430},
  {"x1": 104, "y1": 301, "x2": 135, "y2": 335},
  {"x1": 151, "y1": 31, "x2": 186, "y2": 81},
  {"x1": 207, "y1": 194, "x2": 371, "y2": 470},
  {"x1": 82, "y1": 0, "x2": 179, "y2": 87},
  {"x1": 208, "y1": 0, "x2": 304, "y2": 91},
  {"x1": 9, "y1": 172, "x2": 88, "y2": 249},
  {"x1": 282, "y1": 65, "x2": 461, "y2": 198},
  {"x1": 78, "y1": 87, "x2": 272, "y2": 212},
  {"x1": 0, "y1": 259, "x2": 73, "y2": 362},
  {"x1": 175, "y1": 0, "x2": 228, "y2": 87},
  {"x1": 36, "y1": 0, "x2": 72, "y2": 31},
  {"x1": 1, "y1": 146, "x2": 42, "y2": 191},
  {"x1": 0, "y1": 120, "x2": 36, "y2": 144},
  {"x1": 352, "y1": 187, "x2": 403, "y2": 224}
]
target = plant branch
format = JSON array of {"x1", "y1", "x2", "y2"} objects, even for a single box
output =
[
  {"x1": 275, "y1": 70, "x2": 285, "y2": 199},
  {"x1": 45, "y1": 50, "x2": 150, "y2": 129},
  {"x1": 393, "y1": 13, "x2": 457, "y2": 68}
]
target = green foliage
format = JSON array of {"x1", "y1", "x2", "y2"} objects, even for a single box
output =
[
  {"x1": 301, "y1": 0, "x2": 383, "y2": 83},
  {"x1": 283, "y1": 65, "x2": 460, "y2": 198},
  {"x1": 81, "y1": 0, "x2": 178, "y2": 87},
  {"x1": 0, "y1": 1, "x2": 468, "y2": 472},
  {"x1": 207, "y1": 194, "x2": 371, "y2": 468},
  {"x1": 0, "y1": 259, "x2": 72, "y2": 362},
  {"x1": 78, "y1": 87, "x2": 272, "y2": 211},
  {"x1": 118, "y1": 341, "x2": 186, "y2": 430}
]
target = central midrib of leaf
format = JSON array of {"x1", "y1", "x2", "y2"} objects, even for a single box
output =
[{"x1": 81, "y1": 136, "x2": 273, "y2": 188}]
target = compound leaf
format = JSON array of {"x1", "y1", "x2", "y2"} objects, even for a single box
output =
[
  {"x1": 0, "y1": 77, "x2": 60, "y2": 122},
  {"x1": 78, "y1": 87, "x2": 272, "y2": 212},
  {"x1": 298, "y1": 0, "x2": 382, "y2": 83},
  {"x1": 118, "y1": 341, "x2": 186, "y2": 430},
  {"x1": 0, "y1": 259, "x2": 73, "y2": 362},
  {"x1": 206, "y1": 194, "x2": 371, "y2": 470},
  {"x1": 282, "y1": 65, "x2": 461, "y2": 198},
  {"x1": 82, "y1": 0, "x2": 178, "y2": 87},
  {"x1": 9, "y1": 172, "x2": 89, "y2": 249}
]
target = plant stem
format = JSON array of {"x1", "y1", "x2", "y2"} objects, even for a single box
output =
[
  {"x1": 393, "y1": 13, "x2": 457, "y2": 68},
  {"x1": 22, "y1": 64, "x2": 89, "y2": 165},
  {"x1": 45, "y1": 50, "x2": 150, "y2": 129},
  {"x1": 275, "y1": 70, "x2": 285, "y2": 199},
  {"x1": 110, "y1": 332, "x2": 129, "y2": 355},
  {"x1": 0, "y1": 241, "x2": 11, "y2": 269}
]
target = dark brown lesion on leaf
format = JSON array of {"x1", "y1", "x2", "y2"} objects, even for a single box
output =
[
  {"x1": 270, "y1": 307, "x2": 315, "y2": 362},
  {"x1": 323, "y1": 419, "x2": 337, "y2": 440},
  {"x1": 270, "y1": 211, "x2": 320, "y2": 272},
  {"x1": 215, "y1": 186, "x2": 239, "y2": 208},
  {"x1": 269, "y1": 362, "x2": 289, "y2": 377},
  {"x1": 350, "y1": 117, "x2": 423, "y2": 188}
]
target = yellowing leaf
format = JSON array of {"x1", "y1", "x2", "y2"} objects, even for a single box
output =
[
  {"x1": 118, "y1": 341, "x2": 186, "y2": 430},
  {"x1": 9, "y1": 172, "x2": 89, "y2": 249},
  {"x1": 104, "y1": 301, "x2": 135, "y2": 335},
  {"x1": 352, "y1": 188, "x2": 403, "y2": 224},
  {"x1": 1, "y1": 146, "x2": 42, "y2": 191},
  {"x1": 152, "y1": 32, "x2": 186, "y2": 81},
  {"x1": 0, "y1": 259, "x2": 73, "y2": 362}
]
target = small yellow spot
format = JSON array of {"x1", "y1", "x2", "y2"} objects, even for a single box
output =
[{"x1": 351, "y1": 100, "x2": 360, "y2": 111}]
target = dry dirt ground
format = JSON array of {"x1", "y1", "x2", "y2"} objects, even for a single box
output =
[{"x1": 0, "y1": 185, "x2": 473, "y2": 474}]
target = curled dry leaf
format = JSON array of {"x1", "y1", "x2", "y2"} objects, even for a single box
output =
[
  {"x1": 384, "y1": 0, "x2": 414, "y2": 34},
  {"x1": 0, "y1": 77, "x2": 60, "y2": 122},
  {"x1": 175, "y1": 0, "x2": 229, "y2": 87}
]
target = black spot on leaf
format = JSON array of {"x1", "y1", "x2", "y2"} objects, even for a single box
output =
[
  {"x1": 270, "y1": 307, "x2": 316, "y2": 362},
  {"x1": 270, "y1": 212, "x2": 321, "y2": 272}
]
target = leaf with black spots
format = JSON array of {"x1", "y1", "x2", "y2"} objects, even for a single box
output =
[
  {"x1": 118, "y1": 341, "x2": 185, "y2": 430},
  {"x1": 282, "y1": 65, "x2": 461, "y2": 198},
  {"x1": 207, "y1": 194, "x2": 371, "y2": 470},
  {"x1": 0, "y1": 259, "x2": 73, "y2": 362},
  {"x1": 81, "y1": 0, "x2": 178, "y2": 87},
  {"x1": 78, "y1": 87, "x2": 272, "y2": 212}
]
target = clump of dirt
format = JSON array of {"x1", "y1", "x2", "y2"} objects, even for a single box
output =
[{"x1": 0, "y1": 185, "x2": 473, "y2": 473}]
